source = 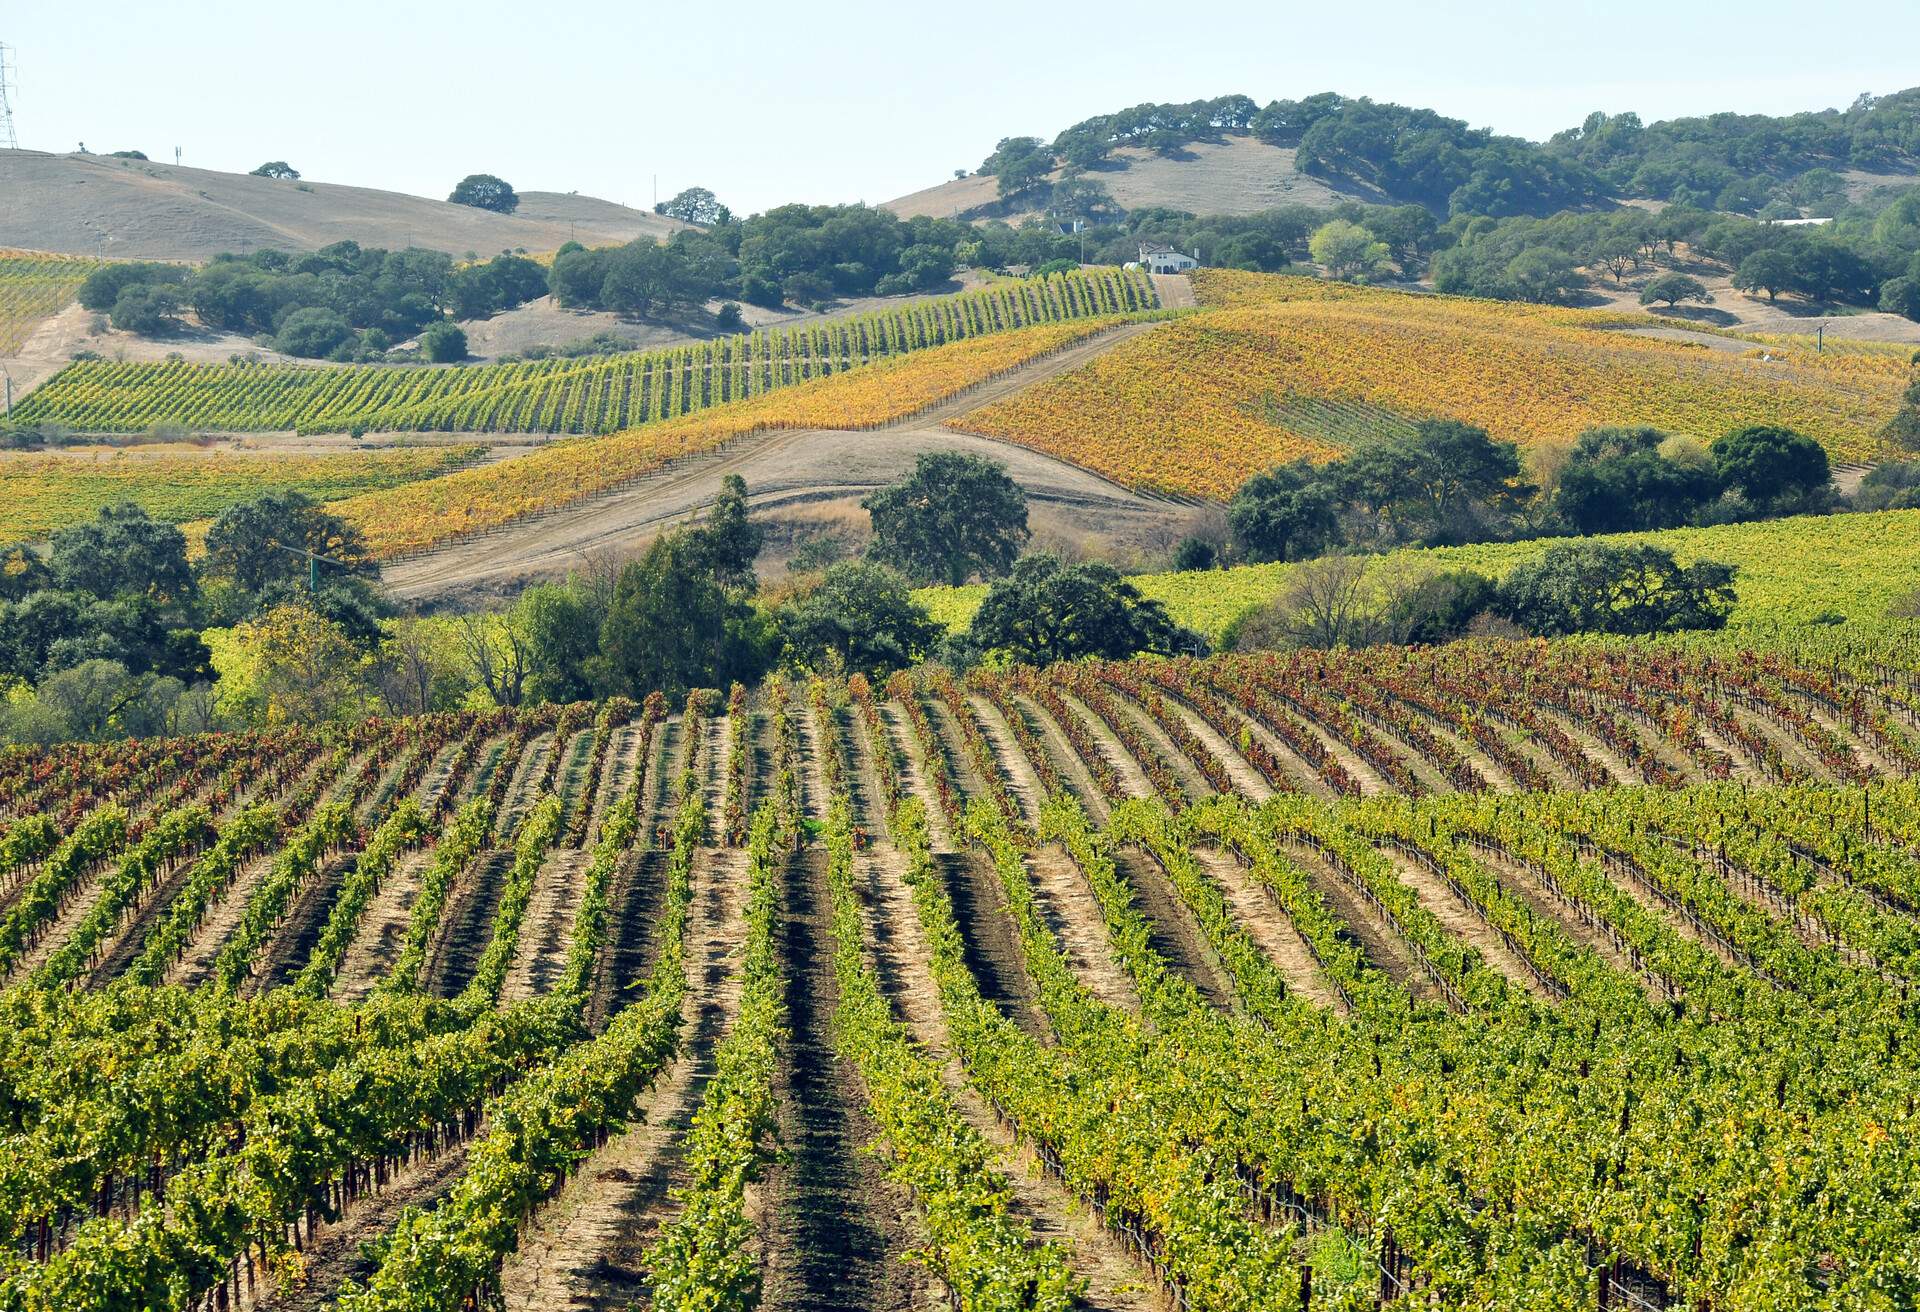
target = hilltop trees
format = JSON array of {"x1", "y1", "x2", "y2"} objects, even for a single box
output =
[
  {"x1": 250, "y1": 161, "x2": 300, "y2": 180},
  {"x1": 979, "y1": 137, "x2": 1053, "y2": 199},
  {"x1": 85, "y1": 244, "x2": 546, "y2": 357},
  {"x1": 448, "y1": 173, "x2": 519, "y2": 214},
  {"x1": 656, "y1": 187, "x2": 731, "y2": 226}
]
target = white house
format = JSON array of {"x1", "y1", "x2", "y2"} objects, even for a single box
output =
[{"x1": 1137, "y1": 242, "x2": 1198, "y2": 275}]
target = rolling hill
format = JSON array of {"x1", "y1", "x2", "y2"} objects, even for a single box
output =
[
  {"x1": 946, "y1": 268, "x2": 1914, "y2": 498},
  {"x1": 894, "y1": 88, "x2": 1920, "y2": 224},
  {"x1": 888, "y1": 134, "x2": 1373, "y2": 221},
  {"x1": 0, "y1": 150, "x2": 682, "y2": 262}
]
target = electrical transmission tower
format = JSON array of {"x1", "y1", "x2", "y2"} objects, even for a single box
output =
[{"x1": 0, "y1": 44, "x2": 18, "y2": 150}]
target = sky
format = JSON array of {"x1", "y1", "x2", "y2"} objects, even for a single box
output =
[{"x1": 8, "y1": 0, "x2": 1920, "y2": 215}]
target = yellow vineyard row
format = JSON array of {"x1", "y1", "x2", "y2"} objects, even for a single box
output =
[
  {"x1": 336, "y1": 318, "x2": 1125, "y2": 558},
  {"x1": 950, "y1": 270, "x2": 1909, "y2": 499}
]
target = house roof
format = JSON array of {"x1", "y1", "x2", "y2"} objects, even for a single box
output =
[{"x1": 1139, "y1": 241, "x2": 1180, "y2": 256}]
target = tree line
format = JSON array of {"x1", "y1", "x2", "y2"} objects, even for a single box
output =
[
  {"x1": 972, "y1": 87, "x2": 1920, "y2": 220},
  {"x1": 77, "y1": 243, "x2": 547, "y2": 360}
]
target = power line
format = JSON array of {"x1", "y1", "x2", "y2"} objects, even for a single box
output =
[{"x1": 0, "y1": 44, "x2": 19, "y2": 150}]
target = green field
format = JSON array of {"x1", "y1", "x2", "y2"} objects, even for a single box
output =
[{"x1": 919, "y1": 506, "x2": 1920, "y2": 640}]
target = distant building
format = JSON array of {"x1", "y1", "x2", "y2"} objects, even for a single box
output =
[{"x1": 1137, "y1": 242, "x2": 1198, "y2": 274}]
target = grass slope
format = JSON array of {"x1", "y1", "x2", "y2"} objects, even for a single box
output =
[
  {"x1": 949, "y1": 269, "x2": 1912, "y2": 498},
  {"x1": 919, "y1": 506, "x2": 1920, "y2": 640}
]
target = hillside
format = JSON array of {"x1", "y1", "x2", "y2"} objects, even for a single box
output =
[
  {"x1": 897, "y1": 88, "x2": 1920, "y2": 225},
  {"x1": 6, "y1": 647, "x2": 1920, "y2": 1309},
  {"x1": 0, "y1": 150, "x2": 682, "y2": 262},
  {"x1": 888, "y1": 135, "x2": 1371, "y2": 221},
  {"x1": 12, "y1": 268, "x2": 1155, "y2": 439},
  {"x1": 947, "y1": 268, "x2": 1912, "y2": 499},
  {"x1": 921, "y1": 505, "x2": 1920, "y2": 640}
]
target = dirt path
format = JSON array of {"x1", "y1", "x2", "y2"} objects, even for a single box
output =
[
  {"x1": 588, "y1": 850, "x2": 667, "y2": 1030},
  {"x1": 1149, "y1": 273, "x2": 1197, "y2": 309},
  {"x1": 498, "y1": 847, "x2": 747, "y2": 1311},
  {"x1": 586, "y1": 722, "x2": 648, "y2": 845},
  {"x1": 1188, "y1": 846, "x2": 1349, "y2": 1014},
  {"x1": 793, "y1": 703, "x2": 833, "y2": 827},
  {"x1": 1010, "y1": 693, "x2": 1111, "y2": 821},
  {"x1": 857, "y1": 846, "x2": 1158, "y2": 1311},
  {"x1": 552, "y1": 730, "x2": 600, "y2": 826},
  {"x1": 500, "y1": 848, "x2": 589, "y2": 1004},
  {"x1": 1532, "y1": 706, "x2": 1642, "y2": 787},
  {"x1": 842, "y1": 705, "x2": 893, "y2": 846},
  {"x1": 1153, "y1": 695, "x2": 1272, "y2": 801},
  {"x1": 1181, "y1": 693, "x2": 1336, "y2": 800},
  {"x1": 421, "y1": 850, "x2": 510, "y2": 998},
  {"x1": 1102, "y1": 693, "x2": 1211, "y2": 801},
  {"x1": 244, "y1": 855, "x2": 352, "y2": 995},
  {"x1": 1277, "y1": 838, "x2": 1437, "y2": 1002},
  {"x1": 1376, "y1": 848, "x2": 1552, "y2": 999},
  {"x1": 1023, "y1": 846, "x2": 1140, "y2": 1013},
  {"x1": 495, "y1": 732, "x2": 555, "y2": 841},
  {"x1": 1108, "y1": 848, "x2": 1236, "y2": 1010},
  {"x1": 877, "y1": 704, "x2": 954, "y2": 852},
  {"x1": 1464, "y1": 840, "x2": 1670, "y2": 998},
  {"x1": 964, "y1": 695, "x2": 1047, "y2": 825},
  {"x1": 251, "y1": 1139, "x2": 479, "y2": 1312},
  {"x1": 763, "y1": 850, "x2": 924, "y2": 1312},
  {"x1": 699, "y1": 715, "x2": 731, "y2": 838},
  {"x1": 332, "y1": 849, "x2": 431, "y2": 1003},
  {"x1": 936, "y1": 852, "x2": 1049, "y2": 1040},
  {"x1": 383, "y1": 324, "x2": 1192, "y2": 606},
  {"x1": 85, "y1": 853, "x2": 202, "y2": 987},
  {"x1": 163, "y1": 850, "x2": 278, "y2": 988},
  {"x1": 1048, "y1": 692, "x2": 1155, "y2": 802},
  {"x1": 640, "y1": 719, "x2": 685, "y2": 842}
]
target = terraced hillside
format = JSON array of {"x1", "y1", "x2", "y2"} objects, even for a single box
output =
[
  {"x1": 949, "y1": 268, "x2": 1915, "y2": 497},
  {"x1": 3, "y1": 638, "x2": 1920, "y2": 1309},
  {"x1": 12, "y1": 268, "x2": 1157, "y2": 437}
]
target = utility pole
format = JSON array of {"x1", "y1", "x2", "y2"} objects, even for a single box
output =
[
  {"x1": 0, "y1": 44, "x2": 20, "y2": 151},
  {"x1": 2, "y1": 366, "x2": 12, "y2": 416},
  {"x1": 264, "y1": 539, "x2": 350, "y2": 593}
]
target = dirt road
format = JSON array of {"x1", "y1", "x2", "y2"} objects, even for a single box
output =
[{"x1": 383, "y1": 319, "x2": 1201, "y2": 607}]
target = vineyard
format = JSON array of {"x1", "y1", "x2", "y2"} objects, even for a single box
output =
[
  {"x1": 329, "y1": 316, "x2": 1136, "y2": 558},
  {"x1": 9, "y1": 268, "x2": 1158, "y2": 436},
  {"x1": 0, "y1": 637, "x2": 1918, "y2": 1309},
  {"x1": 0, "y1": 445, "x2": 485, "y2": 541},
  {"x1": 948, "y1": 268, "x2": 1913, "y2": 498},
  {"x1": 919, "y1": 504, "x2": 1920, "y2": 641},
  {"x1": 0, "y1": 251, "x2": 101, "y2": 357}
]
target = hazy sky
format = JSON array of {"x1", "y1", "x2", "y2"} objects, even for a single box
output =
[{"x1": 9, "y1": 0, "x2": 1920, "y2": 214}]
